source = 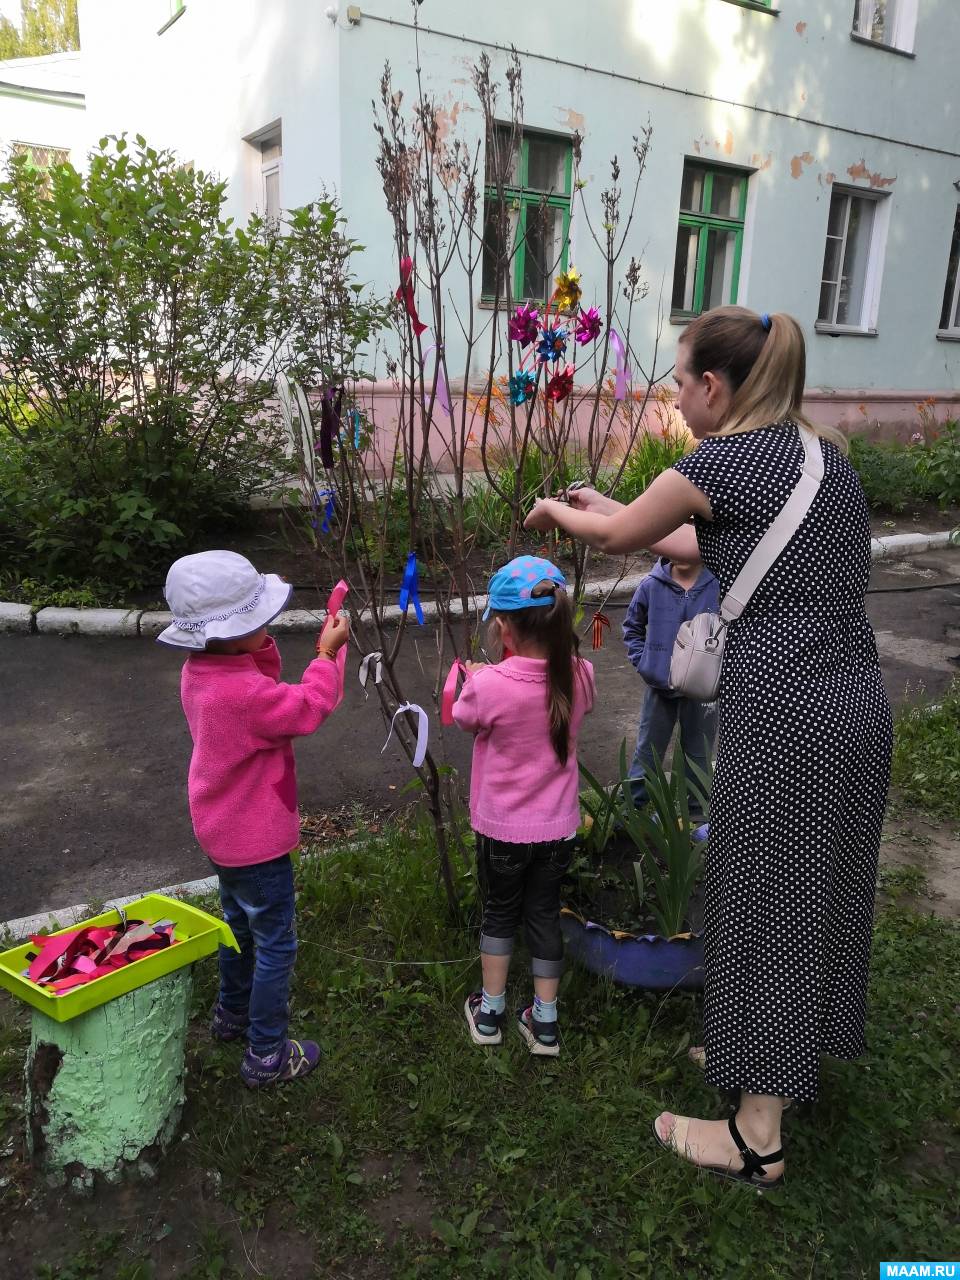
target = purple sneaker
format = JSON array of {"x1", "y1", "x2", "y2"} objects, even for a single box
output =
[
  {"x1": 240, "y1": 1037, "x2": 321, "y2": 1089},
  {"x1": 210, "y1": 1003, "x2": 249, "y2": 1042}
]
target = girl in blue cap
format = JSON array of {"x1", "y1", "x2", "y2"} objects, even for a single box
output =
[{"x1": 452, "y1": 555, "x2": 595, "y2": 1055}]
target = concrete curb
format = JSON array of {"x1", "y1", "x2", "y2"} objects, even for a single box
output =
[
  {"x1": 1, "y1": 529, "x2": 957, "y2": 638},
  {"x1": 1, "y1": 874, "x2": 221, "y2": 943}
]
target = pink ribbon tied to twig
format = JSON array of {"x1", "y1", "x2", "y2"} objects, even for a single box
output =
[
  {"x1": 609, "y1": 329, "x2": 631, "y2": 401},
  {"x1": 396, "y1": 256, "x2": 428, "y2": 336},
  {"x1": 440, "y1": 658, "x2": 470, "y2": 725},
  {"x1": 323, "y1": 579, "x2": 349, "y2": 699}
]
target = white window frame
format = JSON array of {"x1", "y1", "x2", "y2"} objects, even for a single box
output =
[
  {"x1": 244, "y1": 120, "x2": 283, "y2": 222},
  {"x1": 937, "y1": 207, "x2": 960, "y2": 339},
  {"x1": 815, "y1": 185, "x2": 891, "y2": 337},
  {"x1": 852, "y1": 0, "x2": 918, "y2": 53},
  {"x1": 260, "y1": 140, "x2": 282, "y2": 222}
]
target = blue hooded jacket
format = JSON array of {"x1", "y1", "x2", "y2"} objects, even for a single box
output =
[{"x1": 622, "y1": 558, "x2": 720, "y2": 695}]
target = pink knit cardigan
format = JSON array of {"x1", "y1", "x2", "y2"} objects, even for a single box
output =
[
  {"x1": 179, "y1": 637, "x2": 342, "y2": 866},
  {"x1": 452, "y1": 655, "x2": 595, "y2": 843}
]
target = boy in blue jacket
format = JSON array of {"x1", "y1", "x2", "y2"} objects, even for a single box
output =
[{"x1": 623, "y1": 554, "x2": 719, "y2": 817}]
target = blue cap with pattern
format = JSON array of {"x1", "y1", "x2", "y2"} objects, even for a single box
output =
[{"x1": 482, "y1": 555, "x2": 567, "y2": 620}]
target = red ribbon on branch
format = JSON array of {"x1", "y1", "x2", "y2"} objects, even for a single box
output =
[
  {"x1": 591, "y1": 612, "x2": 611, "y2": 650},
  {"x1": 396, "y1": 256, "x2": 428, "y2": 336}
]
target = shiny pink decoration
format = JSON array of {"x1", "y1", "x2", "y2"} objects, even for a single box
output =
[
  {"x1": 508, "y1": 304, "x2": 540, "y2": 346},
  {"x1": 575, "y1": 306, "x2": 603, "y2": 345}
]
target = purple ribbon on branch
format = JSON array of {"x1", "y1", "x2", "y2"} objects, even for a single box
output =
[
  {"x1": 609, "y1": 329, "x2": 631, "y2": 401},
  {"x1": 317, "y1": 387, "x2": 344, "y2": 469}
]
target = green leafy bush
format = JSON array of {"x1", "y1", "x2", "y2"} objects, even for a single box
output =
[
  {"x1": 461, "y1": 444, "x2": 578, "y2": 547},
  {"x1": 612, "y1": 424, "x2": 690, "y2": 504},
  {"x1": 0, "y1": 137, "x2": 385, "y2": 590},
  {"x1": 917, "y1": 418, "x2": 960, "y2": 508},
  {"x1": 847, "y1": 436, "x2": 937, "y2": 512}
]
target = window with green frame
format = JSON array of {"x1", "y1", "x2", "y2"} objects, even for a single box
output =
[
  {"x1": 671, "y1": 161, "x2": 749, "y2": 318},
  {"x1": 481, "y1": 127, "x2": 572, "y2": 303}
]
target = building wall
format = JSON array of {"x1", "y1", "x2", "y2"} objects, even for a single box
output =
[
  {"x1": 0, "y1": 52, "x2": 86, "y2": 167},
  {"x1": 336, "y1": 0, "x2": 960, "y2": 428},
  {"x1": 73, "y1": 0, "x2": 960, "y2": 431},
  {"x1": 78, "y1": 0, "x2": 342, "y2": 221}
]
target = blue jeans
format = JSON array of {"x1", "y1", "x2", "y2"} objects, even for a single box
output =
[
  {"x1": 213, "y1": 854, "x2": 297, "y2": 1057},
  {"x1": 629, "y1": 686, "x2": 716, "y2": 813}
]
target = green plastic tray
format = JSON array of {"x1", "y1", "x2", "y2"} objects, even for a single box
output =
[{"x1": 0, "y1": 893, "x2": 238, "y2": 1022}]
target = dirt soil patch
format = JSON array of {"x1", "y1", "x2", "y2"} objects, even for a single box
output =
[{"x1": 879, "y1": 809, "x2": 960, "y2": 918}]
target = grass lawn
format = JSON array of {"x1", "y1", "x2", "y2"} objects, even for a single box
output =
[{"x1": 1, "y1": 810, "x2": 958, "y2": 1279}]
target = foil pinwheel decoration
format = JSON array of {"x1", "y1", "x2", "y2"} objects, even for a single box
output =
[
  {"x1": 545, "y1": 363, "x2": 575, "y2": 403},
  {"x1": 553, "y1": 267, "x2": 582, "y2": 313},
  {"x1": 575, "y1": 306, "x2": 603, "y2": 345},
  {"x1": 508, "y1": 303, "x2": 540, "y2": 346},
  {"x1": 509, "y1": 369, "x2": 537, "y2": 406},
  {"x1": 537, "y1": 326, "x2": 568, "y2": 363}
]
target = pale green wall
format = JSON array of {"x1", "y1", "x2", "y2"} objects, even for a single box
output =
[{"x1": 336, "y1": 0, "x2": 960, "y2": 397}]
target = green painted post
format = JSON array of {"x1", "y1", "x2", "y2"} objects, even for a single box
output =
[{"x1": 25, "y1": 969, "x2": 192, "y2": 1188}]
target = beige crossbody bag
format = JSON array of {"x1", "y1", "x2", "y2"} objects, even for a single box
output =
[{"x1": 669, "y1": 426, "x2": 825, "y2": 703}]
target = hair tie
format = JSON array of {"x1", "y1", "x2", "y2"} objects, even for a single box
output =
[{"x1": 760, "y1": 312, "x2": 772, "y2": 332}]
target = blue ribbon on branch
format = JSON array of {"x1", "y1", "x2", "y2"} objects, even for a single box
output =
[
  {"x1": 312, "y1": 488, "x2": 335, "y2": 534},
  {"x1": 398, "y1": 551, "x2": 425, "y2": 624}
]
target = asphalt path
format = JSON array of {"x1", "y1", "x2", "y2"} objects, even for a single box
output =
[{"x1": 2, "y1": 549, "x2": 958, "y2": 920}]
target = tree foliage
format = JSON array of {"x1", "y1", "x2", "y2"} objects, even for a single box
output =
[
  {"x1": 0, "y1": 0, "x2": 79, "y2": 60},
  {"x1": 0, "y1": 136, "x2": 387, "y2": 587}
]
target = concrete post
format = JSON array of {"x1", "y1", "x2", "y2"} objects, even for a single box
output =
[{"x1": 25, "y1": 969, "x2": 192, "y2": 1188}]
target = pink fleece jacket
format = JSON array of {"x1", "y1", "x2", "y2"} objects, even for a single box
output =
[
  {"x1": 452, "y1": 655, "x2": 595, "y2": 844},
  {"x1": 179, "y1": 637, "x2": 342, "y2": 866}
]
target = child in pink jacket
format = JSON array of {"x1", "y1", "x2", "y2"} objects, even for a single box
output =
[
  {"x1": 453, "y1": 555, "x2": 594, "y2": 1057},
  {"x1": 158, "y1": 550, "x2": 348, "y2": 1088}
]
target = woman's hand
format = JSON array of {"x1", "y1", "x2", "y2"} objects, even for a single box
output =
[
  {"x1": 524, "y1": 498, "x2": 562, "y2": 532},
  {"x1": 565, "y1": 485, "x2": 604, "y2": 512},
  {"x1": 464, "y1": 660, "x2": 485, "y2": 673}
]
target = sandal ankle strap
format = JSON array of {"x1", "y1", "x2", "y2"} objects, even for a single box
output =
[{"x1": 728, "y1": 1115, "x2": 783, "y2": 1180}]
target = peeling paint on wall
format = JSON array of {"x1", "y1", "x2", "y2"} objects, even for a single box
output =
[
  {"x1": 847, "y1": 159, "x2": 897, "y2": 188},
  {"x1": 692, "y1": 132, "x2": 734, "y2": 159},
  {"x1": 790, "y1": 152, "x2": 815, "y2": 178},
  {"x1": 795, "y1": 21, "x2": 807, "y2": 35},
  {"x1": 433, "y1": 100, "x2": 463, "y2": 146},
  {"x1": 750, "y1": 152, "x2": 773, "y2": 171},
  {"x1": 557, "y1": 107, "x2": 585, "y2": 132}
]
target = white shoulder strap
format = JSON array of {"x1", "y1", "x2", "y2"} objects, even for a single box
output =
[{"x1": 720, "y1": 426, "x2": 824, "y2": 623}]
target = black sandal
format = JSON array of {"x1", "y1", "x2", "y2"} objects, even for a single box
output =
[{"x1": 652, "y1": 1112, "x2": 785, "y2": 1192}]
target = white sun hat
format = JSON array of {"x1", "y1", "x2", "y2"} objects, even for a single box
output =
[{"x1": 156, "y1": 550, "x2": 293, "y2": 651}]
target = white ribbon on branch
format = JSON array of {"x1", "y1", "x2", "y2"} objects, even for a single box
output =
[
  {"x1": 380, "y1": 702, "x2": 429, "y2": 768},
  {"x1": 358, "y1": 651, "x2": 383, "y2": 694}
]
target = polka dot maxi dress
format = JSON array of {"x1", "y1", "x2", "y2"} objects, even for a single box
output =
[{"x1": 672, "y1": 421, "x2": 892, "y2": 1103}]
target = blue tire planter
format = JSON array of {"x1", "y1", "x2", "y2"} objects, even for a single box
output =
[{"x1": 560, "y1": 909, "x2": 704, "y2": 991}]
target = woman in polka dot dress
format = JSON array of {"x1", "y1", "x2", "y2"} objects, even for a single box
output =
[{"x1": 524, "y1": 305, "x2": 892, "y2": 1189}]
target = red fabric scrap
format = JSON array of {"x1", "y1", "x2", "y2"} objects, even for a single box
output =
[
  {"x1": 396, "y1": 256, "x2": 428, "y2": 336},
  {"x1": 24, "y1": 919, "x2": 178, "y2": 996}
]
